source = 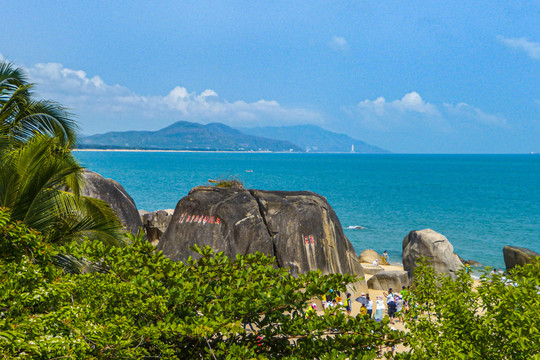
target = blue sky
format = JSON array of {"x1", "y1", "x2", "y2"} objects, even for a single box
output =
[{"x1": 2, "y1": 1, "x2": 539, "y2": 153}]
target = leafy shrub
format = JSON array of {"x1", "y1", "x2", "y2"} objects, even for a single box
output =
[
  {"x1": 0, "y1": 208, "x2": 403, "y2": 359},
  {"x1": 398, "y1": 258, "x2": 540, "y2": 359},
  {"x1": 209, "y1": 176, "x2": 244, "y2": 189}
]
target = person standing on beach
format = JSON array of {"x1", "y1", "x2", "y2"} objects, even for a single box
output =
[
  {"x1": 382, "y1": 250, "x2": 389, "y2": 264},
  {"x1": 366, "y1": 294, "x2": 373, "y2": 317},
  {"x1": 395, "y1": 294, "x2": 403, "y2": 322},
  {"x1": 386, "y1": 289, "x2": 395, "y2": 305},
  {"x1": 346, "y1": 293, "x2": 352, "y2": 316},
  {"x1": 374, "y1": 295, "x2": 385, "y2": 322},
  {"x1": 386, "y1": 289, "x2": 396, "y2": 324}
]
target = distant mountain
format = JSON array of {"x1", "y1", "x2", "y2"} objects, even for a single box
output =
[
  {"x1": 238, "y1": 125, "x2": 388, "y2": 153},
  {"x1": 78, "y1": 121, "x2": 302, "y2": 152}
]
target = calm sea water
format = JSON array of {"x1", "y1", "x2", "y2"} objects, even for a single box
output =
[{"x1": 74, "y1": 152, "x2": 540, "y2": 270}]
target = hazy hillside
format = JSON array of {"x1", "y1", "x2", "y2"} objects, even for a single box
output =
[
  {"x1": 238, "y1": 125, "x2": 388, "y2": 153},
  {"x1": 78, "y1": 121, "x2": 302, "y2": 152}
]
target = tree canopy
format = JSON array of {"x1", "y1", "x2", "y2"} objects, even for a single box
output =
[
  {"x1": 0, "y1": 61, "x2": 77, "y2": 147},
  {"x1": 0, "y1": 60, "x2": 124, "y2": 245}
]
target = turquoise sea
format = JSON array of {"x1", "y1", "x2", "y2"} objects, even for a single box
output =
[{"x1": 74, "y1": 152, "x2": 540, "y2": 270}]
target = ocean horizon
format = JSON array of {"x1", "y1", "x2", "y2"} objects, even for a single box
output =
[{"x1": 74, "y1": 151, "x2": 540, "y2": 270}]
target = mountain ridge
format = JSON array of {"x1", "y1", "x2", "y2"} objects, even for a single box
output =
[
  {"x1": 238, "y1": 124, "x2": 388, "y2": 153},
  {"x1": 78, "y1": 121, "x2": 388, "y2": 153},
  {"x1": 78, "y1": 121, "x2": 302, "y2": 152}
]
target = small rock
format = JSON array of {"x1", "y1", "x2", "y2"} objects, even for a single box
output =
[
  {"x1": 503, "y1": 246, "x2": 539, "y2": 270},
  {"x1": 142, "y1": 210, "x2": 174, "y2": 246},
  {"x1": 464, "y1": 260, "x2": 483, "y2": 267}
]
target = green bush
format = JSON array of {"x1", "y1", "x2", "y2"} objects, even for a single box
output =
[
  {"x1": 209, "y1": 176, "x2": 244, "y2": 189},
  {"x1": 0, "y1": 208, "x2": 403, "y2": 359},
  {"x1": 398, "y1": 258, "x2": 540, "y2": 359}
]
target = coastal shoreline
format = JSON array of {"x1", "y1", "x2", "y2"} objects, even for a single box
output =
[
  {"x1": 73, "y1": 149, "x2": 379, "y2": 154},
  {"x1": 73, "y1": 149, "x2": 275, "y2": 153}
]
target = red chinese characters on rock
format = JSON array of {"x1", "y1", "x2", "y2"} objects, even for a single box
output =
[
  {"x1": 178, "y1": 213, "x2": 222, "y2": 225},
  {"x1": 303, "y1": 235, "x2": 315, "y2": 245}
]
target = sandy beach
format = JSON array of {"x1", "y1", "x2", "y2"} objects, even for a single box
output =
[
  {"x1": 312, "y1": 263, "x2": 408, "y2": 329},
  {"x1": 309, "y1": 261, "x2": 483, "y2": 357}
]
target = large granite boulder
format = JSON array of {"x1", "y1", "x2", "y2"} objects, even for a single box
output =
[
  {"x1": 358, "y1": 249, "x2": 383, "y2": 264},
  {"x1": 141, "y1": 209, "x2": 174, "y2": 246},
  {"x1": 402, "y1": 229, "x2": 463, "y2": 280},
  {"x1": 158, "y1": 186, "x2": 365, "y2": 282},
  {"x1": 367, "y1": 270, "x2": 409, "y2": 291},
  {"x1": 503, "y1": 246, "x2": 540, "y2": 270},
  {"x1": 81, "y1": 170, "x2": 142, "y2": 235}
]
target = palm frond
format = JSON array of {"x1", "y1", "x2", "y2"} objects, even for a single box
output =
[
  {"x1": 0, "y1": 135, "x2": 125, "y2": 246},
  {"x1": 0, "y1": 60, "x2": 77, "y2": 146},
  {"x1": 53, "y1": 253, "x2": 109, "y2": 274},
  {"x1": 0, "y1": 61, "x2": 28, "y2": 96}
]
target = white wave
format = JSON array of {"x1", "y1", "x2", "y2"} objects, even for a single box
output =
[{"x1": 346, "y1": 225, "x2": 365, "y2": 230}]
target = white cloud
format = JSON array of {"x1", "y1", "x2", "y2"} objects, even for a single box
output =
[
  {"x1": 346, "y1": 91, "x2": 506, "y2": 132},
  {"x1": 497, "y1": 36, "x2": 540, "y2": 60},
  {"x1": 24, "y1": 62, "x2": 324, "y2": 133},
  {"x1": 349, "y1": 92, "x2": 445, "y2": 131},
  {"x1": 329, "y1": 36, "x2": 350, "y2": 52},
  {"x1": 443, "y1": 102, "x2": 506, "y2": 126}
]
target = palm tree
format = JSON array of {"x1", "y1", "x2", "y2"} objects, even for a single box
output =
[
  {"x1": 0, "y1": 60, "x2": 125, "y2": 246},
  {"x1": 0, "y1": 60, "x2": 77, "y2": 148},
  {"x1": 0, "y1": 135, "x2": 125, "y2": 245}
]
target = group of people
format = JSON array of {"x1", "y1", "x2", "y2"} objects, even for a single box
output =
[
  {"x1": 314, "y1": 249, "x2": 410, "y2": 324},
  {"x1": 372, "y1": 250, "x2": 390, "y2": 266},
  {"x1": 320, "y1": 290, "x2": 354, "y2": 315},
  {"x1": 316, "y1": 285, "x2": 410, "y2": 324},
  {"x1": 363, "y1": 286, "x2": 409, "y2": 323}
]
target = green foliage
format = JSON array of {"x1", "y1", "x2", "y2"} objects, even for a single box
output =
[
  {"x1": 0, "y1": 59, "x2": 125, "y2": 246},
  {"x1": 0, "y1": 134, "x2": 125, "y2": 245},
  {"x1": 0, "y1": 60, "x2": 77, "y2": 147},
  {"x1": 0, "y1": 209, "x2": 404, "y2": 359},
  {"x1": 209, "y1": 176, "x2": 244, "y2": 189},
  {"x1": 398, "y1": 258, "x2": 540, "y2": 359}
]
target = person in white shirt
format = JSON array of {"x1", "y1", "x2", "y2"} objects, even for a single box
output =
[
  {"x1": 366, "y1": 294, "x2": 373, "y2": 317},
  {"x1": 382, "y1": 250, "x2": 389, "y2": 264},
  {"x1": 374, "y1": 296, "x2": 385, "y2": 322}
]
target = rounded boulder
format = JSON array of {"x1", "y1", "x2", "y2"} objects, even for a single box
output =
[
  {"x1": 503, "y1": 246, "x2": 539, "y2": 270},
  {"x1": 81, "y1": 170, "x2": 142, "y2": 235},
  {"x1": 358, "y1": 249, "x2": 383, "y2": 264},
  {"x1": 402, "y1": 229, "x2": 463, "y2": 280}
]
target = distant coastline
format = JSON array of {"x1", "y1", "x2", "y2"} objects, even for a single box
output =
[
  {"x1": 78, "y1": 121, "x2": 389, "y2": 154},
  {"x1": 73, "y1": 149, "x2": 391, "y2": 154},
  {"x1": 74, "y1": 149, "x2": 282, "y2": 153}
]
